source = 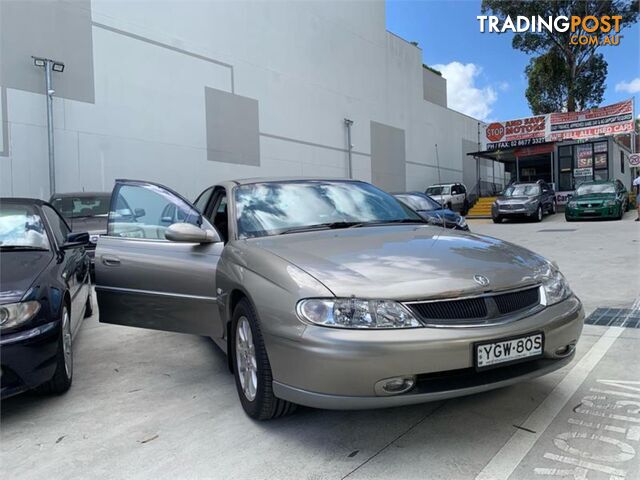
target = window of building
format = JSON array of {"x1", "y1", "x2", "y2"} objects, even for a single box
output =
[{"x1": 621, "y1": 151, "x2": 625, "y2": 174}]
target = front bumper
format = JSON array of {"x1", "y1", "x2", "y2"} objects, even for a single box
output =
[
  {"x1": 267, "y1": 296, "x2": 583, "y2": 409},
  {"x1": 493, "y1": 205, "x2": 537, "y2": 218},
  {"x1": 0, "y1": 320, "x2": 60, "y2": 398},
  {"x1": 565, "y1": 204, "x2": 619, "y2": 219}
]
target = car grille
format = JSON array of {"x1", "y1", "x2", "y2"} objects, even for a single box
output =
[
  {"x1": 500, "y1": 204, "x2": 524, "y2": 210},
  {"x1": 406, "y1": 286, "x2": 541, "y2": 326},
  {"x1": 577, "y1": 202, "x2": 602, "y2": 208}
]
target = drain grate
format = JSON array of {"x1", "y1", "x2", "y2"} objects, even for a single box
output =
[
  {"x1": 538, "y1": 229, "x2": 577, "y2": 232},
  {"x1": 585, "y1": 307, "x2": 640, "y2": 328}
]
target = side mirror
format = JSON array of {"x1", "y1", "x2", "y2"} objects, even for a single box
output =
[
  {"x1": 62, "y1": 232, "x2": 90, "y2": 250},
  {"x1": 165, "y1": 223, "x2": 220, "y2": 244},
  {"x1": 134, "y1": 208, "x2": 146, "y2": 218}
]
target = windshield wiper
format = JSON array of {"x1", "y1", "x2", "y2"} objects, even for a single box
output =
[
  {"x1": 360, "y1": 219, "x2": 426, "y2": 226},
  {"x1": 0, "y1": 245, "x2": 49, "y2": 251},
  {"x1": 279, "y1": 221, "x2": 364, "y2": 235}
]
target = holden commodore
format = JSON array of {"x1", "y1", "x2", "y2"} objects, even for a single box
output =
[{"x1": 95, "y1": 178, "x2": 584, "y2": 420}]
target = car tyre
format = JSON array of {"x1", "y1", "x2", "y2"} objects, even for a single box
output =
[
  {"x1": 461, "y1": 199, "x2": 470, "y2": 216},
  {"x1": 231, "y1": 298, "x2": 296, "y2": 420},
  {"x1": 551, "y1": 200, "x2": 557, "y2": 214},
  {"x1": 535, "y1": 205, "x2": 543, "y2": 222},
  {"x1": 36, "y1": 305, "x2": 73, "y2": 395},
  {"x1": 492, "y1": 215, "x2": 502, "y2": 224},
  {"x1": 84, "y1": 288, "x2": 93, "y2": 318}
]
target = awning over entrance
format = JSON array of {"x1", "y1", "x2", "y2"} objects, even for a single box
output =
[{"x1": 466, "y1": 142, "x2": 556, "y2": 186}]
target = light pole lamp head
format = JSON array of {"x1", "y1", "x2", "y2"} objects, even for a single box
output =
[
  {"x1": 31, "y1": 56, "x2": 65, "y2": 72},
  {"x1": 344, "y1": 118, "x2": 354, "y2": 126}
]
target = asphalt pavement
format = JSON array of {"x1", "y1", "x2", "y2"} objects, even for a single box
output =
[{"x1": 2, "y1": 211, "x2": 639, "y2": 480}]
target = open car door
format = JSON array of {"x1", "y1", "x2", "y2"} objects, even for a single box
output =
[{"x1": 95, "y1": 180, "x2": 223, "y2": 336}]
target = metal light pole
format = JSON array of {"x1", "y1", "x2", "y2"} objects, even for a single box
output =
[
  {"x1": 344, "y1": 118, "x2": 354, "y2": 179},
  {"x1": 32, "y1": 56, "x2": 65, "y2": 197}
]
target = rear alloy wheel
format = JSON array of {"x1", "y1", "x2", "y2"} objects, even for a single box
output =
[
  {"x1": 231, "y1": 298, "x2": 295, "y2": 420},
  {"x1": 551, "y1": 201, "x2": 557, "y2": 214},
  {"x1": 37, "y1": 305, "x2": 73, "y2": 395},
  {"x1": 535, "y1": 205, "x2": 543, "y2": 222}
]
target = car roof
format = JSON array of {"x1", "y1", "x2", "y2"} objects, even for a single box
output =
[
  {"x1": 391, "y1": 191, "x2": 427, "y2": 196},
  {"x1": 1, "y1": 197, "x2": 47, "y2": 206},
  {"x1": 228, "y1": 177, "x2": 366, "y2": 186},
  {"x1": 428, "y1": 183, "x2": 459, "y2": 186},
  {"x1": 50, "y1": 191, "x2": 111, "y2": 198}
]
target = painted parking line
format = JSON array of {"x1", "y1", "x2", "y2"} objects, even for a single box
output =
[{"x1": 475, "y1": 326, "x2": 626, "y2": 480}]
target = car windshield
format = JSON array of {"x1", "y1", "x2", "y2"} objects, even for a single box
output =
[
  {"x1": 50, "y1": 195, "x2": 111, "y2": 219},
  {"x1": 394, "y1": 194, "x2": 440, "y2": 212},
  {"x1": 235, "y1": 181, "x2": 423, "y2": 238},
  {"x1": 576, "y1": 183, "x2": 615, "y2": 195},
  {"x1": 0, "y1": 205, "x2": 50, "y2": 250},
  {"x1": 425, "y1": 186, "x2": 450, "y2": 195},
  {"x1": 503, "y1": 185, "x2": 541, "y2": 197}
]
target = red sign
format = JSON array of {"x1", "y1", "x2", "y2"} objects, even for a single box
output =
[
  {"x1": 482, "y1": 115, "x2": 548, "y2": 150},
  {"x1": 549, "y1": 99, "x2": 634, "y2": 142},
  {"x1": 486, "y1": 123, "x2": 505, "y2": 142}
]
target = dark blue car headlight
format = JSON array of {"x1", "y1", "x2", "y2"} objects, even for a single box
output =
[{"x1": 0, "y1": 301, "x2": 41, "y2": 330}]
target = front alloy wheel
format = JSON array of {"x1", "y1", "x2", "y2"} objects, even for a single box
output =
[
  {"x1": 535, "y1": 205, "x2": 543, "y2": 222},
  {"x1": 235, "y1": 316, "x2": 257, "y2": 401},
  {"x1": 37, "y1": 305, "x2": 73, "y2": 395},
  {"x1": 231, "y1": 298, "x2": 296, "y2": 420}
]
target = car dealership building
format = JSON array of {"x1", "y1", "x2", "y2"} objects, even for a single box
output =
[{"x1": 0, "y1": 0, "x2": 506, "y2": 201}]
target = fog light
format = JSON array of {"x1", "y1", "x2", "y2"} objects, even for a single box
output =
[
  {"x1": 374, "y1": 375, "x2": 416, "y2": 396},
  {"x1": 555, "y1": 342, "x2": 576, "y2": 357}
]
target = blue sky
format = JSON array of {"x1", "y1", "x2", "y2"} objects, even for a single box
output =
[{"x1": 386, "y1": 0, "x2": 640, "y2": 122}]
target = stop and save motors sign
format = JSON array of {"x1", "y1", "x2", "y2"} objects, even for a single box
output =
[
  {"x1": 481, "y1": 99, "x2": 634, "y2": 152},
  {"x1": 483, "y1": 115, "x2": 548, "y2": 151}
]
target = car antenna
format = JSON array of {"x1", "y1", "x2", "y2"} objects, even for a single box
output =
[{"x1": 435, "y1": 144, "x2": 445, "y2": 229}]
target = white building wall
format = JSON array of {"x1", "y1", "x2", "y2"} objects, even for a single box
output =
[{"x1": 0, "y1": 0, "x2": 496, "y2": 200}]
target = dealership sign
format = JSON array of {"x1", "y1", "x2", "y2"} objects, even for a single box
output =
[
  {"x1": 629, "y1": 153, "x2": 640, "y2": 167},
  {"x1": 481, "y1": 99, "x2": 634, "y2": 152}
]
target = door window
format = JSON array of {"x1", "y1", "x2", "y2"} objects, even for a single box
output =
[
  {"x1": 209, "y1": 191, "x2": 229, "y2": 242},
  {"x1": 108, "y1": 183, "x2": 201, "y2": 240},
  {"x1": 42, "y1": 205, "x2": 71, "y2": 246},
  {"x1": 194, "y1": 187, "x2": 214, "y2": 213}
]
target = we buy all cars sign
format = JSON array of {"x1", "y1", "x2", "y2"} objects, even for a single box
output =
[{"x1": 481, "y1": 99, "x2": 635, "y2": 151}]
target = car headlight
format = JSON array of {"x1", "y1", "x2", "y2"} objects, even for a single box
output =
[
  {"x1": 541, "y1": 270, "x2": 572, "y2": 306},
  {"x1": 456, "y1": 216, "x2": 467, "y2": 227},
  {"x1": 567, "y1": 201, "x2": 576, "y2": 208},
  {"x1": 297, "y1": 298, "x2": 421, "y2": 329},
  {"x1": 0, "y1": 301, "x2": 41, "y2": 329},
  {"x1": 89, "y1": 234, "x2": 100, "y2": 244},
  {"x1": 604, "y1": 200, "x2": 616, "y2": 207}
]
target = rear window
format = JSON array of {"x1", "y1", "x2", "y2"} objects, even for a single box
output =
[
  {"x1": 0, "y1": 205, "x2": 50, "y2": 250},
  {"x1": 51, "y1": 195, "x2": 111, "y2": 219}
]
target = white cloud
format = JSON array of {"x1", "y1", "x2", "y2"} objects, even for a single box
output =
[
  {"x1": 615, "y1": 78, "x2": 640, "y2": 94},
  {"x1": 432, "y1": 62, "x2": 497, "y2": 121}
]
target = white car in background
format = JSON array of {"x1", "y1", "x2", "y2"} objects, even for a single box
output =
[{"x1": 425, "y1": 183, "x2": 468, "y2": 214}]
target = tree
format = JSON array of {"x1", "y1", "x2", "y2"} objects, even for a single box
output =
[{"x1": 481, "y1": 0, "x2": 639, "y2": 113}]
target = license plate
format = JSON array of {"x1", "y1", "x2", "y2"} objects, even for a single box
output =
[
  {"x1": 583, "y1": 209, "x2": 596, "y2": 213},
  {"x1": 475, "y1": 332, "x2": 544, "y2": 370}
]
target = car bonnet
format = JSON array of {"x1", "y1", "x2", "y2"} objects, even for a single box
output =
[{"x1": 251, "y1": 225, "x2": 548, "y2": 300}]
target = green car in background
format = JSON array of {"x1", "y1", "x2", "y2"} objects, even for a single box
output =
[{"x1": 565, "y1": 180, "x2": 629, "y2": 221}]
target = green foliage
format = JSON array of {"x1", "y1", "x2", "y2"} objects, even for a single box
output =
[{"x1": 481, "y1": 0, "x2": 639, "y2": 113}]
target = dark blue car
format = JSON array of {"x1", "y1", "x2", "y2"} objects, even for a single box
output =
[
  {"x1": 393, "y1": 192, "x2": 469, "y2": 231},
  {"x1": 0, "y1": 198, "x2": 92, "y2": 399}
]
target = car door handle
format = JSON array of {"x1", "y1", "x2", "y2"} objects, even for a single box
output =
[{"x1": 102, "y1": 255, "x2": 121, "y2": 266}]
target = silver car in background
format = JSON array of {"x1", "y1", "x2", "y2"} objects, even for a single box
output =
[{"x1": 95, "y1": 178, "x2": 584, "y2": 420}]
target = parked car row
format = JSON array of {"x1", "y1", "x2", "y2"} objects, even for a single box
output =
[
  {"x1": 1, "y1": 178, "x2": 584, "y2": 420},
  {"x1": 489, "y1": 179, "x2": 630, "y2": 224}
]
